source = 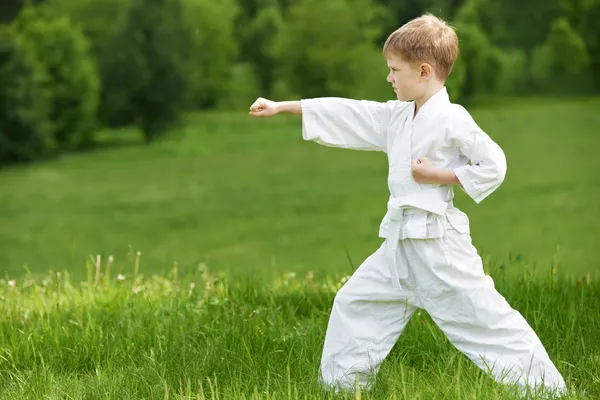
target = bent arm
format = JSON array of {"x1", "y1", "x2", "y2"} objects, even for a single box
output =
[{"x1": 451, "y1": 108, "x2": 507, "y2": 203}]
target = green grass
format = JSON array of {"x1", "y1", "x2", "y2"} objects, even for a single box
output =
[
  {"x1": 0, "y1": 259, "x2": 598, "y2": 399},
  {"x1": 0, "y1": 98, "x2": 599, "y2": 282},
  {"x1": 1, "y1": 98, "x2": 600, "y2": 398}
]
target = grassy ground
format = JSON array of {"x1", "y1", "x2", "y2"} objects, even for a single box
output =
[
  {"x1": 0, "y1": 260, "x2": 598, "y2": 399},
  {"x1": 0, "y1": 98, "x2": 600, "y2": 399},
  {"x1": 0, "y1": 98, "x2": 599, "y2": 283}
]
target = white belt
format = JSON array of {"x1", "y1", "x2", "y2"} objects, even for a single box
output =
[{"x1": 384, "y1": 187, "x2": 452, "y2": 290}]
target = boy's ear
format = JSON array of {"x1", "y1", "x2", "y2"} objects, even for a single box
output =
[{"x1": 420, "y1": 63, "x2": 432, "y2": 79}]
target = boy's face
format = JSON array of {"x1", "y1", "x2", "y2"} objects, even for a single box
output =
[{"x1": 386, "y1": 55, "x2": 428, "y2": 101}]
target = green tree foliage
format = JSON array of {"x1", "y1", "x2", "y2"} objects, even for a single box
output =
[
  {"x1": 351, "y1": 47, "x2": 396, "y2": 102},
  {"x1": 183, "y1": 0, "x2": 239, "y2": 108},
  {"x1": 12, "y1": 6, "x2": 100, "y2": 149},
  {"x1": 0, "y1": 5, "x2": 100, "y2": 165},
  {"x1": 218, "y1": 63, "x2": 261, "y2": 109},
  {"x1": 445, "y1": 48, "x2": 466, "y2": 102},
  {"x1": 449, "y1": 22, "x2": 501, "y2": 100},
  {"x1": 271, "y1": 0, "x2": 386, "y2": 99},
  {"x1": 42, "y1": 0, "x2": 132, "y2": 127},
  {"x1": 374, "y1": 0, "x2": 464, "y2": 43},
  {"x1": 243, "y1": 3, "x2": 283, "y2": 97},
  {"x1": 44, "y1": 0, "x2": 239, "y2": 115},
  {"x1": 531, "y1": 17, "x2": 591, "y2": 93},
  {"x1": 450, "y1": 4, "x2": 530, "y2": 100},
  {"x1": 101, "y1": 0, "x2": 193, "y2": 141},
  {"x1": 577, "y1": 0, "x2": 600, "y2": 89},
  {"x1": 234, "y1": 0, "x2": 291, "y2": 95},
  {"x1": 1, "y1": 0, "x2": 599, "y2": 167},
  {"x1": 0, "y1": 25, "x2": 54, "y2": 163},
  {"x1": 455, "y1": 0, "x2": 570, "y2": 57},
  {"x1": 495, "y1": 49, "x2": 528, "y2": 95}
]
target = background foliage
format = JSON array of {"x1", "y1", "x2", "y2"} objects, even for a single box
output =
[{"x1": 1, "y1": 0, "x2": 599, "y2": 164}]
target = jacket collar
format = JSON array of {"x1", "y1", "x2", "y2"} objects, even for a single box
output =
[{"x1": 414, "y1": 86, "x2": 450, "y2": 120}]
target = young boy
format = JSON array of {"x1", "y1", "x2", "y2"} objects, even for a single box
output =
[{"x1": 249, "y1": 14, "x2": 567, "y2": 397}]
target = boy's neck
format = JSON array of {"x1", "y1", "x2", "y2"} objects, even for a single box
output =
[{"x1": 413, "y1": 82, "x2": 445, "y2": 117}]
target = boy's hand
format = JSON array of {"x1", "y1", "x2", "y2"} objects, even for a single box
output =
[
  {"x1": 249, "y1": 97, "x2": 279, "y2": 118},
  {"x1": 411, "y1": 157, "x2": 435, "y2": 183},
  {"x1": 412, "y1": 157, "x2": 460, "y2": 185}
]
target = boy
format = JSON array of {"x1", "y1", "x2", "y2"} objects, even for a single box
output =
[{"x1": 249, "y1": 14, "x2": 567, "y2": 397}]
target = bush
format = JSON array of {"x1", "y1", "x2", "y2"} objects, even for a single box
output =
[
  {"x1": 271, "y1": 0, "x2": 386, "y2": 99},
  {"x1": 43, "y1": 0, "x2": 239, "y2": 114},
  {"x1": 102, "y1": 0, "x2": 194, "y2": 141},
  {"x1": 578, "y1": 0, "x2": 600, "y2": 90},
  {"x1": 269, "y1": 79, "x2": 300, "y2": 102},
  {"x1": 451, "y1": 21, "x2": 520, "y2": 100},
  {"x1": 494, "y1": 48, "x2": 528, "y2": 95},
  {"x1": 42, "y1": 0, "x2": 130, "y2": 127},
  {"x1": 445, "y1": 50, "x2": 466, "y2": 102},
  {"x1": 12, "y1": 7, "x2": 100, "y2": 150},
  {"x1": 183, "y1": 0, "x2": 239, "y2": 109},
  {"x1": 217, "y1": 63, "x2": 261, "y2": 110},
  {"x1": 531, "y1": 17, "x2": 591, "y2": 94},
  {"x1": 349, "y1": 47, "x2": 395, "y2": 102},
  {"x1": 0, "y1": 24, "x2": 54, "y2": 164},
  {"x1": 238, "y1": 4, "x2": 282, "y2": 98}
]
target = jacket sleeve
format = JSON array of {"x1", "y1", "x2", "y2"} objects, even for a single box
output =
[
  {"x1": 451, "y1": 106, "x2": 507, "y2": 203},
  {"x1": 300, "y1": 97, "x2": 394, "y2": 152}
]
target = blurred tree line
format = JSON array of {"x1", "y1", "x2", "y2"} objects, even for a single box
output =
[{"x1": 1, "y1": 0, "x2": 599, "y2": 165}]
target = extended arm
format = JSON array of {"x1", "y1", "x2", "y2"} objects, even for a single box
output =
[{"x1": 249, "y1": 96, "x2": 393, "y2": 152}]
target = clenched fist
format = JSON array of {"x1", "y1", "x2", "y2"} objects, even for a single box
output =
[
  {"x1": 411, "y1": 157, "x2": 436, "y2": 183},
  {"x1": 249, "y1": 97, "x2": 279, "y2": 118}
]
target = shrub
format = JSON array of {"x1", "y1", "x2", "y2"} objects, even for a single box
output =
[{"x1": 0, "y1": 24, "x2": 54, "y2": 164}]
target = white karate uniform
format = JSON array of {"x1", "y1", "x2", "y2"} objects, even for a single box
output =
[{"x1": 300, "y1": 87, "x2": 567, "y2": 396}]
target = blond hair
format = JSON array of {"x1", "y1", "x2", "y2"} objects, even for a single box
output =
[{"x1": 383, "y1": 14, "x2": 458, "y2": 80}]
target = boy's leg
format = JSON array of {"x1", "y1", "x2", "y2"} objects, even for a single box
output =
[
  {"x1": 407, "y1": 226, "x2": 567, "y2": 397},
  {"x1": 320, "y1": 241, "x2": 418, "y2": 393}
]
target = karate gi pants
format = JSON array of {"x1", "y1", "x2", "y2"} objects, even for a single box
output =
[{"x1": 319, "y1": 221, "x2": 567, "y2": 396}]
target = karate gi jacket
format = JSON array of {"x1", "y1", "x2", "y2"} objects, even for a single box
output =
[{"x1": 300, "y1": 87, "x2": 507, "y2": 242}]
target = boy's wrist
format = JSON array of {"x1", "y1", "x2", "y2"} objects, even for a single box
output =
[
  {"x1": 275, "y1": 101, "x2": 302, "y2": 115},
  {"x1": 430, "y1": 168, "x2": 460, "y2": 185},
  {"x1": 274, "y1": 102, "x2": 283, "y2": 115}
]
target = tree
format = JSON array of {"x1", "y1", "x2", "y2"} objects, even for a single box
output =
[
  {"x1": 531, "y1": 17, "x2": 591, "y2": 94},
  {"x1": 217, "y1": 63, "x2": 261, "y2": 109},
  {"x1": 449, "y1": 22, "x2": 505, "y2": 100},
  {"x1": 12, "y1": 6, "x2": 100, "y2": 149},
  {"x1": 102, "y1": 0, "x2": 193, "y2": 141},
  {"x1": 0, "y1": 24, "x2": 54, "y2": 163},
  {"x1": 374, "y1": 0, "x2": 465, "y2": 44},
  {"x1": 272, "y1": 0, "x2": 386, "y2": 99},
  {"x1": 183, "y1": 0, "x2": 239, "y2": 109},
  {"x1": 42, "y1": 0, "x2": 133, "y2": 126},
  {"x1": 455, "y1": 0, "x2": 570, "y2": 57},
  {"x1": 243, "y1": 2, "x2": 283, "y2": 96},
  {"x1": 577, "y1": 0, "x2": 600, "y2": 90}
]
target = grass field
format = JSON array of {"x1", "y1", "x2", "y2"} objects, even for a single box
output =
[
  {"x1": 0, "y1": 261, "x2": 598, "y2": 399},
  {"x1": 0, "y1": 97, "x2": 599, "y2": 282},
  {"x1": 0, "y1": 98, "x2": 599, "y2": 399}
]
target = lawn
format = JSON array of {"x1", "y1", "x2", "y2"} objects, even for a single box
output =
[
  {"x1": 0, "y1": 97, "x2": 599, "y2": 399},
  {"x1": 0, "y1": 97, "x2": 598, "y2": 282},
  {"x1": 0, "y1": 261, "x2": 598, "y2": 399}
]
